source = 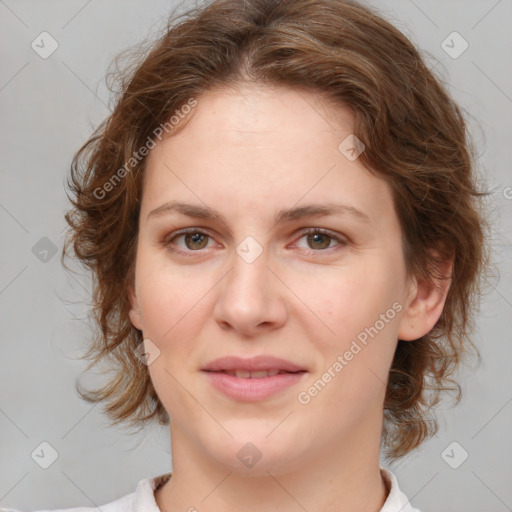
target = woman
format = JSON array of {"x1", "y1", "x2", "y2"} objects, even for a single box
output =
[{"x1": 5, "y1": 0, "x2": 487, "y2": 510}]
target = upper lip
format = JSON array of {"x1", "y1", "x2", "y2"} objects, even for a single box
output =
[{"x1": 202, "y1": 355, "x2": 306, "y2": 373}]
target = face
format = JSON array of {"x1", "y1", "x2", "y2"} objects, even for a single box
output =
[{"x1": 128, "y1": 83, "x2": 439, "y2": 475}]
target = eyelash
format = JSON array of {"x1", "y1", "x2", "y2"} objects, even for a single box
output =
[{"x1": 162, "y1": 227, "x2": 348, "y2": 258}]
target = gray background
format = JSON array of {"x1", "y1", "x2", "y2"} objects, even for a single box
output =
[{"x1": 1, "y1": 0, "x2": 511, "y2": 511}]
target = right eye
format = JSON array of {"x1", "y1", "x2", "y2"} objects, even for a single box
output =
[{"x1": 163, "y1": 228, "x2": 217, "y2": 256}]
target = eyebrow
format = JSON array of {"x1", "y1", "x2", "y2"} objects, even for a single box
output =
[{"x1": 147, "y1": 200, "x2": 372, "y2": 229}]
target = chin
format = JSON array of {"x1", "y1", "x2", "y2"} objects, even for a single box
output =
[{"x1": 202, "y1": 427, "x2": 307, "y2": 476}]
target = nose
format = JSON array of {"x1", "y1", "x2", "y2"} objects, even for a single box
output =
[{"x1": 213, "y1": 248, "x2": 288, "y2": 338}]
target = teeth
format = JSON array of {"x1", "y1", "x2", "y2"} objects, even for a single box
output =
[
  {"x1": 250, "y1": 370, "x2": 270, "y2": 379},
  {"x1": 226, "y1": 369, "x2": 282, "y2": 378}
]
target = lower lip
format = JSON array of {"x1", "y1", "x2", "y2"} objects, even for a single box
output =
[{"x1": 203, "y1": 371, "x2": 307, "y2": 401}]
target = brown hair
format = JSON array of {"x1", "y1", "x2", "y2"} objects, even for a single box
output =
[{"x1": 63, "y1": 0, "x2": 489, "y2": 459}]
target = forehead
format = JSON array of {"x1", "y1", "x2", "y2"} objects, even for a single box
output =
[
  {"x1": 141, "y1": 84, "x2": 396, "y2": 228},
  {"x1": 182, "y1": 82, "x2": 354, "y2": 140}
]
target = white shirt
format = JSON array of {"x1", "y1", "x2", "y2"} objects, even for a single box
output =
[{"x1": 2, "y1": 469, "x2": 420, "y2": 512}]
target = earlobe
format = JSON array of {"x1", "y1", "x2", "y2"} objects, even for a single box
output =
[
  {"x1": 398, "y1": 254, "x2": 453, "y2": 341},
  {"x1": 128, "y1": 285, "x2": 143, "y2": 331}
]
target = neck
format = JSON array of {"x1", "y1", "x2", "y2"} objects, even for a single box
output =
[{"x1": 156, "y1": 424, "x2": 388, "y2": 512}]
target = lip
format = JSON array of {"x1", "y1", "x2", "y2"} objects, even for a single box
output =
[
  {"x1": 202, "y1": 355, "x2": 306, "y2": 373},
  {"x1": 202, "y1": 355, "x2": 307, "y2": 402}
]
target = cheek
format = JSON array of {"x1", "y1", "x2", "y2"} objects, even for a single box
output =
[
  {"x1": 134, "y1": 250, "x2": 205, "y2": 346},
  {"x1": 296, "y1": 263, "x2": 403, "y2": 343},
  {"x1": 297, "y1": 259, "x2": 404, "y2": 397},
  {"x1": 135, "y1": 259, "x2": 210, "y2": 412}
]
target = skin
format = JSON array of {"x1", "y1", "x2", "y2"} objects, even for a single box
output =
[{"x1": 128, "y1": 83, "x2": 451, "y2": 512}]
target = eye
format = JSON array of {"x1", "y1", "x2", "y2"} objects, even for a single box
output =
[
  {"x1": 163, "y1": 228, "x2": 216, "y2": 256},
  {"x1": 294, "y1": 228, "x2": 347, "y2": 253}
]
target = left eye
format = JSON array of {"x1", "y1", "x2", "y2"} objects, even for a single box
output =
[
  {"x1": 300, "y1": 230, "x2": 343, "y2": 250},
  {"x1": 295, "y1": 229, "x2": 346, "y2": 251}
]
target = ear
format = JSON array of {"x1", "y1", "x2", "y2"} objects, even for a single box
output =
[
  {"x1": 398, "y1": 252, "x2": 453, "y2": 341},
  {"x1": 128, "y1": 284, "x2": 143, "y2": 331}
]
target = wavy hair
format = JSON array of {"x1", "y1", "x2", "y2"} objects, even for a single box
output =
[{"x1": 63, "y1": 0, "x2": 489, "y2": 459}]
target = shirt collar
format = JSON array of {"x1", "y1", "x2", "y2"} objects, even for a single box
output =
[
  {"x1": 380, "y1": 469, "x2": 420, "y2": 512},
  {"x1": 134, "y1": 469, "x2": 419, "y2": 512},
  {"x1": 132, "y1": 473, "x2": 171, "y2": 512}
]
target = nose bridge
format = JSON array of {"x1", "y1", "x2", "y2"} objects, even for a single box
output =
[
  {"x1": 213, "y1": 239, "x2": 287, "y2": 334},
  {"x1": 225, "y1": 242, "x2": 271, "y2": 305}
]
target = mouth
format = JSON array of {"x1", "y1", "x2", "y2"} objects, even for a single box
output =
[
  {"x1": 202, "y1": 354, "x2": 307, "y2": 373},
  {"x1": 201, "y1": 355, "x2": 308, "y2": 401},
  {"x1": 212, "y1": 369, "x2": 302, "y2": 378}
]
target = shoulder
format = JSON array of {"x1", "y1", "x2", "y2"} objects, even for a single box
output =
[{"x1": 1, "y1": 473, "x2": 172, "y2": 512}]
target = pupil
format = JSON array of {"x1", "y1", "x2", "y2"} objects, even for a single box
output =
[
  {"x1": 187, "y1": 233, "x2": 206, "y2": 249},
  {"x1": 308, "y1": 233, "x2": 330, "y2": 250}
]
